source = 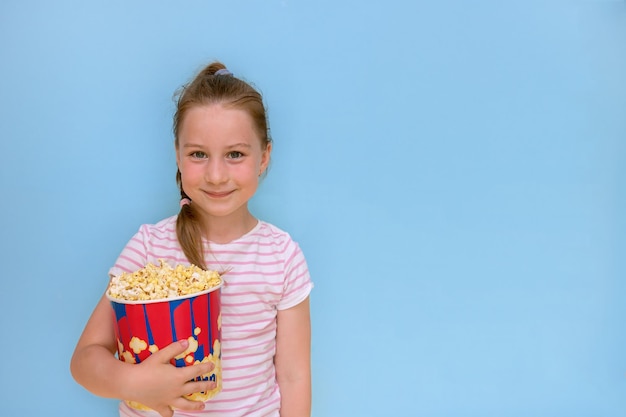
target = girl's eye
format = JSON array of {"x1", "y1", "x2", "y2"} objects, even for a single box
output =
[
  {"x1": 227, "y1": 151, "x2": 244, "y2": 159},
  {"x1": 190, "y1": 151, "x2": 207, "y2": 159}
]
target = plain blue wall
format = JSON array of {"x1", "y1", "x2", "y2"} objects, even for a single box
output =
[{"x1": 1, "y1": 1, "x2": 624, "y2": 416}]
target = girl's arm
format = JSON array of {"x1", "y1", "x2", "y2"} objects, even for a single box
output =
[
  {"x1": 275, "y1": 297, "x2": 312, "y2": 417},
  {"x1": 70, "y1": 292, "x2": 216, "y2": 417}
]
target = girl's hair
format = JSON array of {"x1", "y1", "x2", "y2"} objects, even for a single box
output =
[{"x1": 174, "y1": 61, "x2": 271, "y2": 269}]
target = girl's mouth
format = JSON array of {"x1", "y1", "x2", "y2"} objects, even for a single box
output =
[{"x1": 205, "y1": 190, "x2": 233, "y2": 198}]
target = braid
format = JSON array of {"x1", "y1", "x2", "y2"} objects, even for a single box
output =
[{"x1": 176, "y1": 202, "x2": 207, "y2": 270}]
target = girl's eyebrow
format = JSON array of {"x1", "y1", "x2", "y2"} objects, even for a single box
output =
[
  {"x1": 182, "y1": 142, "x2": 252, "y2": 149},
  {"x1": 225, "y1": 143, "x2": 252, "y2": 149}
]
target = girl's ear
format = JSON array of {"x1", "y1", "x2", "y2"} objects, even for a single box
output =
[{"x1": 260, "y1": 142, "x2": 272, "y2": 174}]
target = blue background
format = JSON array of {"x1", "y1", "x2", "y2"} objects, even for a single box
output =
[{"x1": 1, "y1": 1, "x2": 624, "y2": 416}]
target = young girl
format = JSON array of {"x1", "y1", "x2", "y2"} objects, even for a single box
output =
[{"x1": 71, "y1": 62, "x2": 313, "y2": 417}]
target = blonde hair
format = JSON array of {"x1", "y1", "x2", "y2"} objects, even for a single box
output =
[{"x1": 173, "y1": 62, "x2": 271, "y2": 269}]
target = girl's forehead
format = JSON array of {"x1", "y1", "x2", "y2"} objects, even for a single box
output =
[
  {"x1": 178, "y1": 105, "x2": 262, "y2": 147},
  {"x1": 184, "y1": 103, "x2": 251, "y2": 122}
]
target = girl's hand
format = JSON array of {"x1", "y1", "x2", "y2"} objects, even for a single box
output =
[{"x1": 124, "y1": 339, "x2": 217, "y2": 417}]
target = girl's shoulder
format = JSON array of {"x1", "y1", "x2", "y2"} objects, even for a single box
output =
[
  {"x1": 251, "y1": 220, "x2": 298, "y2": 247},
  {"x1": 256, "y1": 220, "x2": 289, "y2": 237},
  {"x1": 136, "y1": 215, "x2": 178, "y2": 238},
  {"x1": 110, "y1": 216, "x2": 180, "y2": 277},
  {"x1": 221, "y1": 220, "x2": 303, "y2": 259},
  {"x1": 248, "y1": 221, "x2": 309, "y2": 263}
]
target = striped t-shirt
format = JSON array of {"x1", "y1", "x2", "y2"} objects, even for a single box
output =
[{"x1": 110, "y1": 216, "x2": 313, "y2": 417}]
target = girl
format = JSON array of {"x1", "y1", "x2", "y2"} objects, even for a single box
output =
[{"x1": 71, "y1": 62, "x2": 313, "y2": 417}]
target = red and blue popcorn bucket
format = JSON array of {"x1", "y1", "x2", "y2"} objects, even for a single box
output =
[{"x1": 107, "y1": 283, "x2": 223, "y2": 410}]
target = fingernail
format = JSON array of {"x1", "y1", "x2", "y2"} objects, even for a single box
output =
[{"x1": 179, "y1": 339, "x2": 189, "y2": 348}]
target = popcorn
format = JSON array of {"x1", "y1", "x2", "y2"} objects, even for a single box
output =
[
  {"x1": 108, "y1": 259, "x2": 222, "y2": 301},
  {"x1": 107, "y1": 259, "x2": 224, "y2": 409}
]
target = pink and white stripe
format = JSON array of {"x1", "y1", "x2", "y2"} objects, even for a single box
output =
[{"x1": 111, "y1": 216, "x2": 313, "y2": 417}]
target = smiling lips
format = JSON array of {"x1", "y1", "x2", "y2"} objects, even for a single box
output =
[{"x1": 204, "y1": 190, "x2": 234, "y2": 198}]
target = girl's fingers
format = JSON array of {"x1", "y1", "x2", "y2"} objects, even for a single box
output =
[
  {"x1": 154, "y1": 405, "x2": 174, "y2": 417},
  {"x1": 182, "y1": 379, "x2": 218, "y2": 397},
  {"x1": 169, "y1": 396, "x2": 207, "y2": 412},
  {"x1": 168, "y1": 379, "x2": 217, "y2": 412},
  {"x1": 146, "y1": 339, "x2": 190, "y2": 364},
  {"x1": 179, "y1": 360, "x2": 215, "y2": 382},
  {"x1": 144, "y1": 340, "x2": 215, "y2": 381}
]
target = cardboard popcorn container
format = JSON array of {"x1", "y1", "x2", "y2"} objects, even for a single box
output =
[{"x1": 106, "y1": 262, "x2": 223, "y2": 409}]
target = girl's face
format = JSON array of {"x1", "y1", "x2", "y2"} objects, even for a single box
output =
[{"x1": 176, "y1": 104, "x2": 271, "y2": 228}]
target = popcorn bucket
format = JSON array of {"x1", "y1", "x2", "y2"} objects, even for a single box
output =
[{"x1": 107, "y1": 283, "x2": 223, "y2": 409}]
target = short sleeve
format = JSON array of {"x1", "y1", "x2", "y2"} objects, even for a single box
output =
[
  {"x1": 277, "y1": 241, "x2": 314, "y2": 310},
  {"x1": 108, "y1": 224, "x2": 150, "y2": 279}
]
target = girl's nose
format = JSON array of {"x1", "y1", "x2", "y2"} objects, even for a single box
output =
[{"x1": 205, "y1": 159, "x2": 228, "y2": 184}]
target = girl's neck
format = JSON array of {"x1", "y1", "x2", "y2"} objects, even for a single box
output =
[{"x1": 201, "y1": 211, "x2": 258, "y2": 244}]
